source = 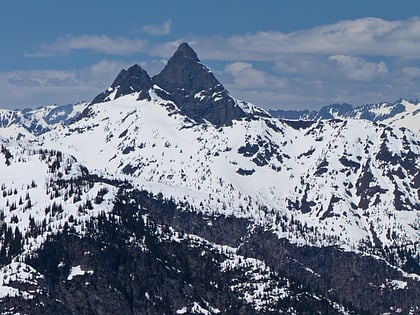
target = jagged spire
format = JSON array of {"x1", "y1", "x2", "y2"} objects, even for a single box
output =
[
  {"x1": 173, "y1": 42, "x2": 200, "y2": 62},
  {"x1": 152, "y1": 42, "x2": 245, "y2": 125},
  {"x1": 152, "y1": 42, "x2": 214, "y2": 93}
]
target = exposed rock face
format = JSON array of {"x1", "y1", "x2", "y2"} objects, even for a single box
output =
[
  {"x1": 153, "y1": 42, "x2": 246, "y2": 125},
  {"x1": 90, "y1": 43, "x2": 246, "y2": 125},
  {"x1": 92, "y1": 64, "x2": 153, "y2": 104}
]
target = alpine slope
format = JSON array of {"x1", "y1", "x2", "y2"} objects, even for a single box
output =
[{"x1": 0, "y1": 42, "x2": 418, "y2": 314}]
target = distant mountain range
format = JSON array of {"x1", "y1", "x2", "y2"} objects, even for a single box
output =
[
  {"x1": 0, "y1": 102, "x2": 86, "y2": 139},
  {"x1": 1, "y1": 88, "x2": 417, "y2": 145},
  {"x1": 0, "y1": 43, "x2": 419, "y2": 314},
  {"x1": 269, "y1": 99, "x2": 419, "y2": 133}
]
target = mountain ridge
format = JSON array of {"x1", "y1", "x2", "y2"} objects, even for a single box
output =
[
  {"x1": 270, "y1": 99, "x2": 419, "y2": 133},
  {"x1": 0, "y1": 41, "x2": 417, "y2": 138},
  {"x1": 0, "y1": 102, "x2": 87, "y2": 139},
  {"x1": 0, "y1": 42, "x2": 418, "y2": 314}
]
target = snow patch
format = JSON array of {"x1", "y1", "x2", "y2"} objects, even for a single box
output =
[
  {"x1": 67, "y1": 265, "x2": 94, "y2": 281},
  {"x1": 0, "y1": 262, "x2": 44, "y2": 300}
]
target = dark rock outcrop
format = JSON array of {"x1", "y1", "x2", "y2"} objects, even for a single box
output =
[
  {"x1": 89, "y1": 43, "x2": 246, "y2": 125},
  {"x1": 92, "y1": 64, "x2": 153, "y2": 104},
  {"x1": 153, "y1": 42, "x2": 245, "y2": 125},
  {"x1": 89, "y1": 43, "x2": 247, "y2": 126}
]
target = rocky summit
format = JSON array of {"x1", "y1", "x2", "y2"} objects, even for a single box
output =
[
  {"x1": 89, "y1": 43, "x2": 246, "y2": 126},
  {"x1": 152, "y1": 42, "x2": 246, "y2": 125},
  {"x1": 92, "y1": 64, "x2": 154, "y2": 104}
]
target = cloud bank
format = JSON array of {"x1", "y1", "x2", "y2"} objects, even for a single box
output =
[
  {"x1": 153, "y1": 17, "x2": 420, "y2": 60},
  {"x1": 10, "y1": 17, "x2": 420, "y2": 110},
  {"x1": 26, "y1": 35, "x2": 148, "y2": 57}
]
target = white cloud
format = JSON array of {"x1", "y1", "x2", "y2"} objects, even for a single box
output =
[
  {"x1": 0, "y1": 70, "x2": 95, "y2": 108},
  {"x1": 88, "y1": 60, "x2": 129, "y2": 86},
  {"x1": 142, "y1": 19, "x2": 172, "y2": 36},
  {"x1": 222, "y1": 62, "x2": 293, "y2": 108},
  {"x1": 152, "y1": 17, "x2": 420, "y2": 60},
  {"x1": 328, "y1": 55, "x2": 388, "y2": 81},
  {"x1": 224, "y1": 61, "x2": 285, "y2": 89},
  {"x1": 26, "y1": 17, "x2": 420, "y2": 61},
  {"x1": 225, "y1": 62, "x2": 264, "y2": 88},
  {"x1": 0, "y1": 62, "x2": 126, "y2": 108},
  {"x1": 2, "y1": 70, "x2": 79, "y2": 88},
  {"x1": 380, "y1": 17, "x2": 420, "y2": 44},
  {"x1": 0, "y1": 58, "x2": 169, "y2": 109},
  {"x1": 403, "y1": 66, "x2": 420, "y2": 77},
  {"x1": 274, "y1": 55, "x2": 337, "y2": 76},
  {"x1": 26, "y1": 35, "x2": 148, "y2": 57}
]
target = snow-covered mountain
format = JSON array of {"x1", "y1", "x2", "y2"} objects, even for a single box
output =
[
  {"x1": 0, "y1": 102, "x2": 86, "y2": 140},
  {"x1": 41, "y1": 43, "x2": 419, "y2": 255},
  {"x1": 42, "y1": 88, "x2": 419, "y2": 254},
  {"x1": 0, "y1": 43, "x2": 419, "y2": 314},
  {"x1": 0, "y1": 143, "x2": 367, "y2": 314},
  {"x1": 269, "y1": 99, "x2": 420, "y2": 133}
]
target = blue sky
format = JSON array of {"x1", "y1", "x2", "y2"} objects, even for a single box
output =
[{"x1": 1, "y1": 0, "x2": 420, "y2": 110}]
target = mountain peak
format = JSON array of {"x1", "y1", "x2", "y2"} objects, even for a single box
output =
[
  {"x1": 114, "y1": 64, "x2": 152, "y2": 86},
  {"x1": 153, "y1": 43, "x2": 245, "y2": 125},
  {"x1": 174, "y1": 42, "x2": 200, "y2": 62},
  {"x1": 153, "y1": 42, "x2": 213, "y2": 92},
  {"x1": 92, "y1": 64, "x2": 153, "y2": 104},
  {"x1": 89, "y1": 43, "x2": 246, "y2": 125}
]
